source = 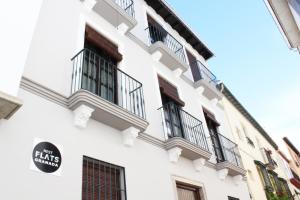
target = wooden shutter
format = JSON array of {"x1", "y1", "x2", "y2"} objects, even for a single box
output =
[
  {"x1": 85, "y1": 26, "x2": 123, "y2": 62},
  {"x1": 186, "y1": 50, "x2": 201, "y2": 82},
  {"x1": 158, "y1": 76, "x2": 185, "y2": 106},
  {"x1": 202, "y1": 107, "x2": 220, "y2": 126}
]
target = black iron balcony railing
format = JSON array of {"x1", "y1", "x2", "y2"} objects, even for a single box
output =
[
  {"x1": 265, "y1": 149, "x2": 278, "y2": 168},
  {"x1": 71, "y1": 49, "x2": 146, "y2": 119},
  {"x1": 145, "y1": 24, "x2": 186, "y2": 63},
  {"x1": 159, "y1": 102, "x2": 209, "y2": 151},
  {"x1": 115, "y1": 0, "x2": 135, "y2": 17},
  {"x1": 190, "y1": 61, "x2": 219, "y2": 86},
  {"x1": 210, "y1": 133, "x2": 242, "y2": 167}
]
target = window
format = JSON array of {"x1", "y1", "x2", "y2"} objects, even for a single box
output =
[
  {"x1": 176, "y1": 182, "x2": 202, "y2": 200},
  {"x1": 265, "y1": 149, "x2": 278, "y2": 167},
  {"x1": 228, "y1": 196, "x2": 239, "y2": 200},
  {"x1": 255, "y1": 161, "x2": 273, "y2": 190},
  {"x1": 241, "y1": 124, "x2": 255, "y2": 148},
  {"x1": 82, "y1": 156, "x2": 126, "y2": 200},
  {"x1": 203, "y1": 107, "x2": 224, "y2": 163},
  {"x1": 268, "y1": 171, "x2": 280, "y2": 194},
  {"x1": 158, "y1": 76, "x2": 185, "y2": 138},
  {"x1": 235, "y1": 127, "x2": 244, "y2": 141},
  {"x1": 82, "y1": 26, "x2": 121, "y2": 104}
]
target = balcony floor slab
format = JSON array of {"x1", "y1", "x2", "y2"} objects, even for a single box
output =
[
  {"x1": 0, "y1": 91, "x2": 22, "y2": 120},
  {"x1": 67, "y1": 90, "x2": 148, "y2": 131},
  {"x1": 149, "y1": 41, "x2": 189, "y2": 72},
  {"x1": 216, "y1": 161, "x2": 246, "y2": 177},
  {"x1": 164, "y1": 137, "x2": 212, "y2": 161},
  {"x1": 93, "y1": 0, "x2": 137, "y2": 32}
]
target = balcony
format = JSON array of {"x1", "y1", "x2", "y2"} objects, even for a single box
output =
[
  {"x1": 68, "y1": 49, "x2": 148, "y2": 134},
  {"x1": 291, "y1": 170, "x2": 300, "y2": 189},
  {"x1": 210, "y1": 133, "x2": 246, "y2": 179},
  {"x1": 159, "y1": 103, "x2": 212, "y2": 170},
  {"x1": 146, "y1": 24, "x2": 189, "y2": 72},
  {"x1": 265, "y1": 149, "x2": 278, "y2": 170},
  {"x1": 91, "y1": 0, "x2": 137, "y2": 33},
  {"x1": 191, "y1": 61, "x2": 222, "y2": 100},
  {"x1": 0, "y1": 91, "x2": 22, "y2": 120}
]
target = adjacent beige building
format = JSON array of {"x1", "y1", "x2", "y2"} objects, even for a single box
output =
[{"x1": 220, "y1": 84, "x2": 294, "y2": 200}]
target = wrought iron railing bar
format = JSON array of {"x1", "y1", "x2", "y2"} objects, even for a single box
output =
[
  {"x1": 145, "y1": 24, "x2": 186, "y2": 63},
  {"x1": 124, "y1": 0, "x2": 133, "y2": 11},
  {"x1": 159, "y1": 102, "x2": 209, "y2": 151}
]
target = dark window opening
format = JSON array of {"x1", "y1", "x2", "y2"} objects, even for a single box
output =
[
  {"x1": 203, "y1": 108, "x2": 224, "y2": 163},
  {"x1": 158, "y1": 76, "x2": 184, "y2": 139},
  {"x1": 147, "y1": 15, "x2": 167, "y2": 45},
  {"x1": 82, "y1": 156, "x2": 127, "y2": 200},
  {"x1": 82, "y1": 26, "x2": 121, "y2": 104},
  {"x1": 186, "y1": 50, "x2": 201, "y2": 82}
]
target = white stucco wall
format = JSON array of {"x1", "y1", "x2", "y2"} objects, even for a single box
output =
[
  {"x1": 289, "y1": 0, "x2": 300, "y2": 30},
  {"x1": 0, "y1": 0, "x2": 43, "y2": 96},
  {"x1": 0, "y1": 0, "x2": 251, "y2": 199}
]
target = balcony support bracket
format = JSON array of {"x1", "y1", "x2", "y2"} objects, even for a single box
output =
[
  {"x1": 151, "y1": 50, "x2": 163, "y2": 62},
  {"x1": 193, "y1": 158, "x2": 206, "y2": 172},
  {"x1": 233, "y1": 175, "x2": 243, "y2": 185},
  {"x1": 117, "y1": 23, "x2": 129, "y2": 35},
  {"x1": 173, "y1": 68, "x2": 183, "y2": 78},
  {"x1": 196, "y1": 86, "x2": 205, "y2": 95},
  {"x1": 217, "y1": 168, "x2": 228, "y2": 181},
  {"x1": 211, "y1": 98, "x2": 219, "y2": 106},
  {"x1": 80, "y1": 0, "x2": 96, "y2": 11},
  {"x1": 73, "y1": 104, "x2": 94, "y2": 129},
  {"x1": 168, "y1": 147, "x2": 182, "y2": 163},
  {"x1": 122, "y1": 127, "x2": 140, "y2": 147}
]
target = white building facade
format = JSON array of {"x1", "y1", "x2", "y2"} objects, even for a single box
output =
[
  {"x1": 0, "y1": 0, "x2": 45, "y2": 120},
  {"x1": 265, "y1": 0, "x2": 300, "y2": 53},
  {"x1": 0, "y1": 0, "x2": 250, "y2": 200}
]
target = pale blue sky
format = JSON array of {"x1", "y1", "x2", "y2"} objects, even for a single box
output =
[{"x1": 167, "y1": 0, "x2": 300, "y2": 149}]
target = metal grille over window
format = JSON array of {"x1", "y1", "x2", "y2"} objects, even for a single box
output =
[
  {"x1": 71, "y1": 49, "x2": 146, "y2": 119},
  {"x1": 82, "y1": 156, "x2": 126, "y2": 200}
]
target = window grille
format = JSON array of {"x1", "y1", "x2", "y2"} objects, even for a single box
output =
[{"x1": 82, "y1": 156, "x2": 126, "y2": 200}]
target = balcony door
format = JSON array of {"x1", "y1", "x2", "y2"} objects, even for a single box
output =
[
  {"x1": 161, "y1": 95, "x2": 184, "y2": 138},
  {"x1": 186, "y1": 50, "x2": 201, "y2": 82},
  {"x1": 158, "y1": 76, "x2": 185, "y2": 139},
  {"x1": 82, "y1": 26, "x2": 121, "y2": 104},
  {"x1": 203, "y1": 108, "x2": 225, "y2": 163},
  {"x1": 147, "y1": 15, "x2": 167, "y2": 44},
  {"x1": 176, "y1": 183, "x2": 202, "y2": 200}
]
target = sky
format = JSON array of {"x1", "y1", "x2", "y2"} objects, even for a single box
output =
[{"x1": 166, "y1": 0, "x2": 300, "y2": 151}]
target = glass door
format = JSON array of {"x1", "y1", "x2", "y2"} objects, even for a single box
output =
[{"x1": 82, "y1": 40, "x2": 118, "y2": 104}]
